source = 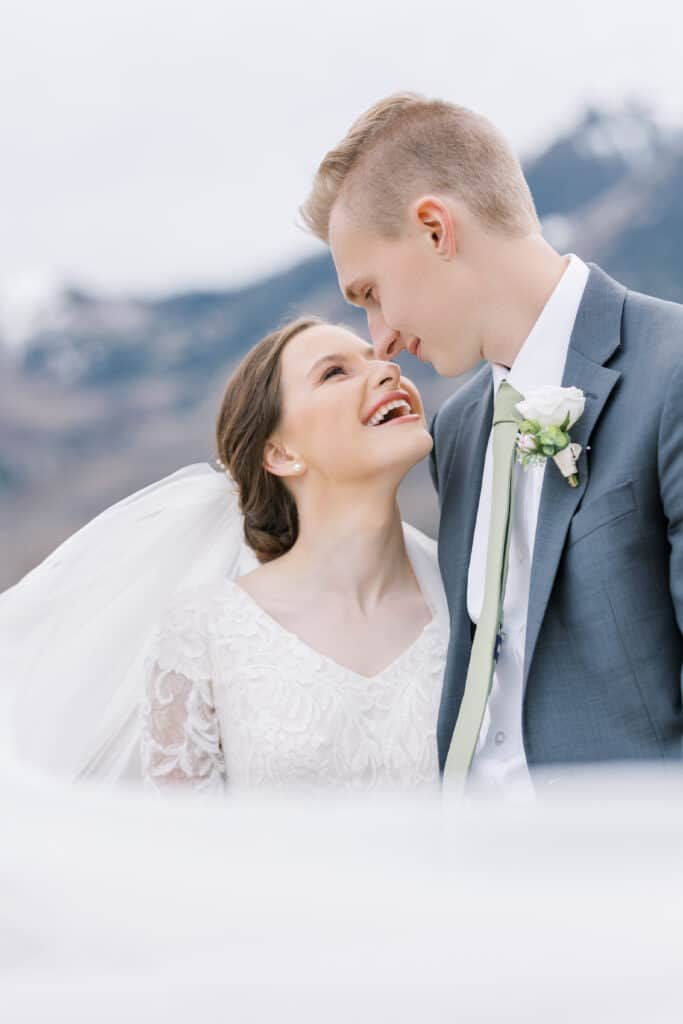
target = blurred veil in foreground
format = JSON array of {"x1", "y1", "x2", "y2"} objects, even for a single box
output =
[{"x1": 1, "y1": 764, "x2": 681, "y2": 1022}]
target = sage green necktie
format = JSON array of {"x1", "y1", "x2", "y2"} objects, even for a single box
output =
[{"x1": 443, "y1": 380, "x2": 523, "y2": 796}]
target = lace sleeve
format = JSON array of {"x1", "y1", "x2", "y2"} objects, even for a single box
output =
[{"x1": 140, "y1": 587, "x2": 226, "y2": 795}]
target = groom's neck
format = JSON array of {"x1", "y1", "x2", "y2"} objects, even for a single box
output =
[{"x1": 478, "y1": 236, "x2": 568, "y2": 369}]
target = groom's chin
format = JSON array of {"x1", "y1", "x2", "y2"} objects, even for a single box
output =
[{"x1": 434, "y1": 352, "x2": 485, "y2": 378}]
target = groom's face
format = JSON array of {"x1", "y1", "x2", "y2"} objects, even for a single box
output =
[{"x1": 329, "y1": 200, "x2": 482, "y2": 377}]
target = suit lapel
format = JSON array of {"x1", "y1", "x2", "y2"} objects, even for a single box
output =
[
  {"x1": 523, "y1": 265, "x2": 625, "y2": 687},
  {"x1": 440, "y1": 367, "x2": 493, "y2": 586}
]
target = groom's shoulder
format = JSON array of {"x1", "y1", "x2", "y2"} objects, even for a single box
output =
[
  {"x1": 585, "y1": 264, "x2": 683, "y2": 392},
  {"x1": 431, "y1": 362, "x2": 491, "y2": 439},
  {"x1": 622, "y1": 283, "x2": 683, "y2": 361},
  {"x1": 616, "y1": 284, "x2": 683, "y2": 404}
]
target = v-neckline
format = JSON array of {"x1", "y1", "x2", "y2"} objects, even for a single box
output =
[{"x1": 225, "y1": 578, "x2": 436, "y2": 683}]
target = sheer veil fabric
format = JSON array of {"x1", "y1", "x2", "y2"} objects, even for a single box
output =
[{"x1": 0, "y1": 464, "x2": 448, "y2": 787}]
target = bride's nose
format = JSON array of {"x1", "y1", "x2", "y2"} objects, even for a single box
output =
[{"x1": 368, "y1": 359, "x2": 401, "y2": 390}]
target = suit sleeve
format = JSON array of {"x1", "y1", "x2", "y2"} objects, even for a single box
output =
[{"x1": 658, "y1": 361, "x2": 683, "y2": 676}]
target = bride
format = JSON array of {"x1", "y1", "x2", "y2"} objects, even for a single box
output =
[{"x1": 0, "y1": 315, "x2": 449, "y2": 794}]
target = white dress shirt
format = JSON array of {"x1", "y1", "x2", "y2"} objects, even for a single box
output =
[{"x1": 466, "y1": 254, "x2": 590, "y2": 800}]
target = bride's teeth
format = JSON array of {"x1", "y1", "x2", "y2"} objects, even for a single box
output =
[{"x1": 367, "y1": 399, "x2": 412, "y2": 426}]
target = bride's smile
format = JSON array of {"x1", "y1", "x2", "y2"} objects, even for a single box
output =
[{"x1": 362, "y1": 389, "x2": 420, "y2": 427}]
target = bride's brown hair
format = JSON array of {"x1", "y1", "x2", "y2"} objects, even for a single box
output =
[{"x1": 215, "y1": 315, "x2": 323, "y2": 563}]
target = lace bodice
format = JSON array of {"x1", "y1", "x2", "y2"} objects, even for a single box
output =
[{"x1": 140, "y1": 579, "x2": 449, "y2": 796}]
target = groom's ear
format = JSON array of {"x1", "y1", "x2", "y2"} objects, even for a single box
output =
[
  {"x1": 412, "y1": 196, "x2": 457, "y2": 260},
  {"x1": 263, "y1": 439, "x2": 306, "y2": 480}
]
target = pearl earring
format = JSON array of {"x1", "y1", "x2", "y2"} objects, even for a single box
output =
[{"x1": 293, "y1": 463, "x2": 302, "y2": 472}]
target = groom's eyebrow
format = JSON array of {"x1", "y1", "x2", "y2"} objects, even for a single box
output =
[{"x1": 307, "y1": 348, "x2": 373, "y2": 378}]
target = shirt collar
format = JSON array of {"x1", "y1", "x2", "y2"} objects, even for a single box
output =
[{"x1": 491, "y1": 253, "x2": 590, "y2": 396}]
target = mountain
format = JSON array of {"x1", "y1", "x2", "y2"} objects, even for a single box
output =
[
  {"x1": 525, "y1": 103, "x2": 667, "y2": 221},
  {"x1": 526, "y1": 104, "x2": 683, "y2": 301},
  {"x1": 1, "y1": 105, "x2": 682, "y2": 590}
]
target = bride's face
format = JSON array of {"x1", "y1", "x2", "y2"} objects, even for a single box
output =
[{"x1": 265, "y1": 324, "x2": 432, "y2": 486}]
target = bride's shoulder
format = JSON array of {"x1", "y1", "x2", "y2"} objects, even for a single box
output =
[
  {"x1": 146, "y1": 578, "x2": 243, "y2": 676},
  {"x1": 155, "y1": 578, "x2": 238, "y2": 632}
]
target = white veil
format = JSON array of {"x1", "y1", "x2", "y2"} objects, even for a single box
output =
[{"x1": 0, "y1": 463, "x2": 448, "y2": 787}]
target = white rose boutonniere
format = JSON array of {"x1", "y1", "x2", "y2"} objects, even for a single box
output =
[{"x1": 514, "y1": 385, "x2": 586, "y2": 487}]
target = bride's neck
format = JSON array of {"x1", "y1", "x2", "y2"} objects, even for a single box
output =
[{"x1": 281, "y1": 484, "x2": 414, "y2": 611}]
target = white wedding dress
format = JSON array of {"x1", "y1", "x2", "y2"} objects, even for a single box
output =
[
  {"x1": 0, "y1": 463, "x2": 450, "y2": 792},
  {"x1": 140, "y1": 578, "x2": 449, "y2": 795}
]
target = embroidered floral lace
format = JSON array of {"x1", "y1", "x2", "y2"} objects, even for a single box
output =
[{"x1": 140, "y1": 580, "x2": 448, "y2": 795}]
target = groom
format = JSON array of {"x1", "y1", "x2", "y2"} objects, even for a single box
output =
[{"x1": 301, "y1": 93, "x2": 683, "y2": 796}]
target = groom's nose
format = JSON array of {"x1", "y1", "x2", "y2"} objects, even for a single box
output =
[{"x1": 368, "y1": 309, "x2": 404, "y2": 362}]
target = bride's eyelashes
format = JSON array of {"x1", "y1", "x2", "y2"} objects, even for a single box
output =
[{"x1": 320, "y1": 364, "x2": 346, "y2": 382}]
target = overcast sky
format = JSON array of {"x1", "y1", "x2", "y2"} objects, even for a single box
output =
[{"x1": 2, "y1": 0, "x2": 682, "y2": 295}]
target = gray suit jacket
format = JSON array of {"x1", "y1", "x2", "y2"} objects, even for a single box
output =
[{"x1": 430, "y1": 264, "x2": 683, "y2": 772}]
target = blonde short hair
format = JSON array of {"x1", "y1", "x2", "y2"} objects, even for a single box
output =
[{"x1": 300, "y1": 92, "x2": 539, "y2": 242}]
